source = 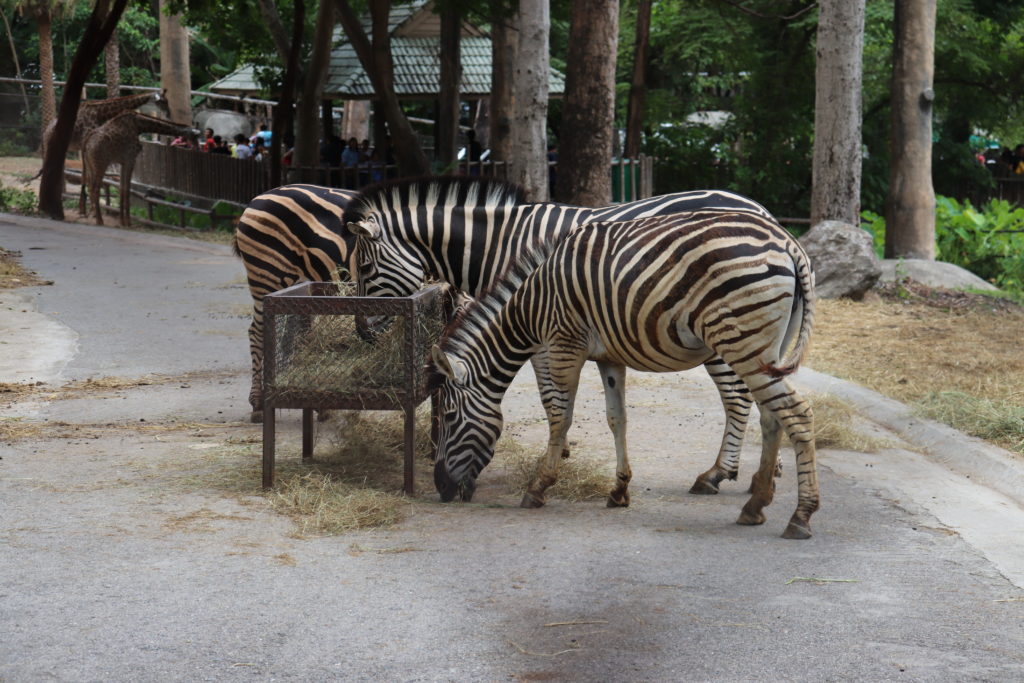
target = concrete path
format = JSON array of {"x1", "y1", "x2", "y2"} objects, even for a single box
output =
[{"x1": 2, "y1": 213, "x2": 1023, "y2": 681}]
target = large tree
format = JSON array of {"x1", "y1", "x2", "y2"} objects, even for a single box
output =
[
  {"x1": 437, "y1": 2, "x2": 461, "y2": 170},
  {"x1": 334, "y1": 0, "x2": 429, "y2": 176},
  {"x1": 159, "y1": 0, "x2": 191, "y2": 125},
  {"x1": 623, "y1": 0, "x2": 650, "y2": 159},
  {"x1": 510, "y1": 0, "x2": 549, "y2": 200},
  {"x1": 810, "y1": 0, "x2": 865, "y2": 226},
  {"x1": 555, "y1": 0, "x2": 618, "y2": 205},
  {"x1": 884, "y1": 0, "x2": 936, "y2": 259},
  {"x1": 488, "y1": 0, "x2": 515, "y2": 164},
  {"x1": 38, "y1": 0, "x2": 129, "y2": 219},
  {"x1": 295, "y1": 0, "x2": 335, "y2": 171}
]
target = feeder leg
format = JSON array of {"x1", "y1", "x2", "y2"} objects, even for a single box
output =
[
  {"x1": 302, "y1": 408, "x2": 314, "y2": 460},
  {"x1": 404, "y1": 404, "x2": 416, "y2": 496},
  {"x1": 262, "y1": 405, "x2": 276, "y2": 489}
]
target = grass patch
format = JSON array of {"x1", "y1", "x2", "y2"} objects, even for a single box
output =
[
  {"x1": 268, "y1": 472, "x2": 409, "y2": 537},
  {"x1": 0, "y1": 247, "x2": 50, "y2": 288},
  {"x1": 915, "y1": 392, "x2": 1024, "y2": 454}
]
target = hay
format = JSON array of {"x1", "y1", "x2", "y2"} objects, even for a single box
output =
[
  {"x1": 271, "y1": 282, "x2": 447, "y2": 399},
  {"x1": 493, "y1": 437, "x2": 614, "y2": 502},
  {"x1": 267, "y1": 471, "x2": 409, "y2": 537},
  {"x1": 807, "y1": 394, "x2": 898, "y2": 453},
  {"x1": 0, "y1": 417, "x2": 41, "y2": 441},
  {"x1": 915, "y1": 391, "x2": 1024, "y2": 454}
]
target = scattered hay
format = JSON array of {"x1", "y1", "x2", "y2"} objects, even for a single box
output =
[
  {"x1": 0, "y1": 417, "x2": 41, "y2": 441},
  {"x1": 0, "y1": 247, "x2": 50, "y2": 288},
  {"x1": 915, "y1": 391, "x2": 1024, "y2": 454},
  {"x1": 268, "y1": 471, "x2": 408, "y2": 537},
  {"x1": 494, "y1": 437, "x2": 614, "y2": 502},
  {"x1": 808, "y1": 394, "x2": 898, "y2": 453}
]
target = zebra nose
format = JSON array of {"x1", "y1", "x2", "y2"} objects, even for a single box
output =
[{"x1": 434, "y1": 459, "x2": 458, "y2": 502}]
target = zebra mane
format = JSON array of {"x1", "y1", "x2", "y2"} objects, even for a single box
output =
[
  {"x1": 345, "y1": 176, "x2": 527, "y2": 226},
  {"x1": 441, "y1": 239, "x2": 559, "y2": 356}
]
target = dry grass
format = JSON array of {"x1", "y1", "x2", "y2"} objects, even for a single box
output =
[
  {"x1": 809, "y1": 283, "x2": 1024, "y2": 453},
  {"x1": 915, "y1": 391, "x2": 1024, "y2": 452},
  {"x1": 493, "y1": 437, "x2": 614, "y2": 502},
  {"x1": 0, "y1": 247, "x2": 50, "y2": 289},
  {"x1": 267, "y1": 472, "x2": 409, "y2": 537},
  {"x1": 806, "y1": 393, "x2": 897, "y2": 453}
]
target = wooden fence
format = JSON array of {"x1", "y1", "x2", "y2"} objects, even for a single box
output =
[{"x1": 129, "y1": 142, "x2": 655, "y2": 228}]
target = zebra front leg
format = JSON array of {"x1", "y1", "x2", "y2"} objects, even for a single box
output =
[
  {"x1": 597, "y1": 361, "x2": 631, "y2": 507},
  {"x1": 736, "y1": 410, "x2": 783, "y2": 526},
  {"x1": 521, "y1": 355, "x2": 585, "y2": 508},
  {"x1": 690, "y1": 357, "x2": 751, "y2": 494},
  {"x1": 531, "y1": 349, "x2": 572, "y2": 459}
]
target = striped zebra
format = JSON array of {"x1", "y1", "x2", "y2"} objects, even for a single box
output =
[
  {"x1": 346, "y1": 176, "x2": 776, "y2": 493},
  {"x1": 429, "y1": 211, "x2": 819, "y2": 539},
  {"x1": 233, "y1": 184, "x2": 358, "y2": 420}
]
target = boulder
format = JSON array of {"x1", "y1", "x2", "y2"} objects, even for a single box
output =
[
  {"x1": 799, "y1": 220, "x2": 881, "y2": 300},
  {"x1": 879, "y1": 258, "x2": 998, "y2": 291}
]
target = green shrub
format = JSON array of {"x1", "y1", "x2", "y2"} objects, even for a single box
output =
[
  {"x1": 860, "y1": 197, "x2": 1024, "y2": 295},
  {"x1": 0, "y1": 183, "x2": 38, "y2": 214}
]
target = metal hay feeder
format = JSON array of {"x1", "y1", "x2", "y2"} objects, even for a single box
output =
[{"x1": 261, "y1": 282, "x2": 451, "y2": 494}]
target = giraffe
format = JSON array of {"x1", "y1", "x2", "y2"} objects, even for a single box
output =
[
  {"x1": 81, "y1": 111, "x2": 199, "y2": 227},
  {"x1": 38, "y1": 90, "x2": 169, "y2": 161}
]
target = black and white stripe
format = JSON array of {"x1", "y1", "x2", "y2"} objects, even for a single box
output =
[
  {"x1": 346, "y1": 176, "x2": 774, "y2": 492},
  {"x1": 233, "y1": 184, "x2": 358, "y2": 418},
  {"x1": 431, "y1": 210, "x2": 819, "y2": 539}
]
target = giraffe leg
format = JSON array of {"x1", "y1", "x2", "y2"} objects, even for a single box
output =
[
  {"x1": 521, "y1": 352, "x2": 585, "y2": 508},
  {"x1": 690, "y1": 356, "x2": 751, "y2": 494},
  {"x1": 120, "y1": 157, "x2": 135, "y2": 227},
  {"x1": 596, "y1": 361, "x2": 631, "y2": 507}
]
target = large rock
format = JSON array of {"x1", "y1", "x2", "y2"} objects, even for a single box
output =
[
  {"x1": 879, "y1": 259, "x2": 998, "y2": 291},
  {"x1": 799, "y1": 220, "x2": 881, "y2": 299}
]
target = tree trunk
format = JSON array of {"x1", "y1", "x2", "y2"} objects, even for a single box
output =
[
  {"x1": 334, "y1": 0, "x2": 430, "y2": 176},
  {"x1": 885, "y1": 0, "x2": 937, "y2": 259},
  {"x1": 511, "y1": 0, "x2": 550, "y2": 201},
  {"x1": 37, "y1": 11, "x2": 56, "y2": 132},
  {"x1": 159, "y1": 1, "x2": 191, "y2": 125},
  {"x1": 105, "y1": 28, "x2": 121, "y2": 97},
  {"x1": 810, "y1": 0, "x2": 865, "y2": 226},
  {"x1": 624, "y1": 0, "x2": 650, "y2": 159},
  {"x1": 39, "y1": 0, "x2": 130, "y2": 219},
  {"x1": 270, "y1": 0, "x2": 305, "y2": 187},
  {"x1": 555, "y1": 0, "x2": 618, "y2": 206},
  {"x1": 438, "y1": 5, "x2": 461, "y2": 170},
  {"x1": 342, "y1": 100, "x2": 370, "y2": 142},
  {"x1": 488, "y1": 0, "x2": 516, "y2": 163},
  {"x1": 295, "y1": 0, "x2": 335, "y2": 169}
]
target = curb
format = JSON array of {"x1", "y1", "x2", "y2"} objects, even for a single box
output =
[{"x1": 794, "y1": 366, "x2": 1024, "y2": 509}]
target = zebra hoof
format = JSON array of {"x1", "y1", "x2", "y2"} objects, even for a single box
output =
[
  {"x1": 606, "y1": 492, "x2": 630, "y2": 508},
  {"x1": 520, "y1": 492, "x2": 546, "y2": 508},
  {"x1": 781, "y1": 517, "x2": 812, "y2": 539},
  {"x1": 689, "y1": 477, "x2": 720, "y2": 495},
  {"x1": 249, "y1": 410, "x2": 263, "y2": 424},
  {"x1": 736, "y1": 501, "x2": 766, "y2": 526}
]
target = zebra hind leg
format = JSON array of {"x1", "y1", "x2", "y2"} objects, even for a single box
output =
[
  {"x1": 690, "y1": 358, "x2": 751, "y2": 494},
  {"x1": 736, "y1": 410, "x2": 784, "y2": 526}
]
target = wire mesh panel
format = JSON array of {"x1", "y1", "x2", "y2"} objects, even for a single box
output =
[{"x1": 261, "y1": 282, "x2": 451, "y2": 492}]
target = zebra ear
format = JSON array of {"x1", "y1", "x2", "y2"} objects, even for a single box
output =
[
  {"x1": 347, "y1": 219, "x2": 381, "y2": 240},
  {"x1": 431, "y1": 345, "x2": 467, "y2": 386}
]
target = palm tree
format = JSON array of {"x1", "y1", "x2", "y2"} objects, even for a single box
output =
[{"x1": 15, "y1": 0, "x2": 75, "y2": 132}]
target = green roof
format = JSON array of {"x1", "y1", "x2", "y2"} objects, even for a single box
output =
[{"x1": 208, "y1": 0, "x2": 565, "y2": 100}]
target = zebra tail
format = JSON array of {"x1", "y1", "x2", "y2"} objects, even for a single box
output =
[{"x1": 759, "y1": 240, "x2": 816, "y2": 378}]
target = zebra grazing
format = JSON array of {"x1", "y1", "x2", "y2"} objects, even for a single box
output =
[
  {"x1": 233, "y1": 184, "x2": 358, "y2": 420},
  {"x1": 429, "y1": 211, "x2": 819, "y2": 539},
  {"x1": 346, "y1": 176, "x2": 777, "y2": 494}
]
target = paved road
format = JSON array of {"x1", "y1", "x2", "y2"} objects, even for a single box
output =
[{"x1": 2, "y1": 213, "x2": 1023, "y2": 681}]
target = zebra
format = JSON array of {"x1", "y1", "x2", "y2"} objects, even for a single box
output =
[
  {"x1": 429, "y1": 210, "x2": 819, "y2": 539},
  {"x1": 233, "y1": 184, "x2": 359, "y2": 421},
  {"x1": 345, "y1": 176, "x2": 778, "y2": 494}
]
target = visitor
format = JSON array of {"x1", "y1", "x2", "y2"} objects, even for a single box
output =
[
  {"x1": 210, "y1": 136, "x2": 231, "y2": 155},
  {"x1": 342, "y1": 137, "x2": 361, "y2": 167},
  {"x1": 202, "y1": 128, "x2": 215, "y2": 152},
  {"x1": 233, "y1": 134, "x2": 253, "y2": 160}
]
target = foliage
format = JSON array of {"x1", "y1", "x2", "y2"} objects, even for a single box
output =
[
  {"x1": 0, "y1": 181, "x2": 38, "y2": 214},
  {"x1": 861, "y1": 196, "x2": 1024, "y2": 294}
]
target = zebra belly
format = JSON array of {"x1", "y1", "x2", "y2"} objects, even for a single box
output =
[{"x1": 586, "y1": 331, "x2": 713, "y2": 373}]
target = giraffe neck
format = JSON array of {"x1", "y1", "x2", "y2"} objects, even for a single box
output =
[
  {"x1": 129, "y1": 112, "x2": 195, "y2": 138},
  {"x1": 82, "y1": 91, "x2": 155, "y2": 119}
]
